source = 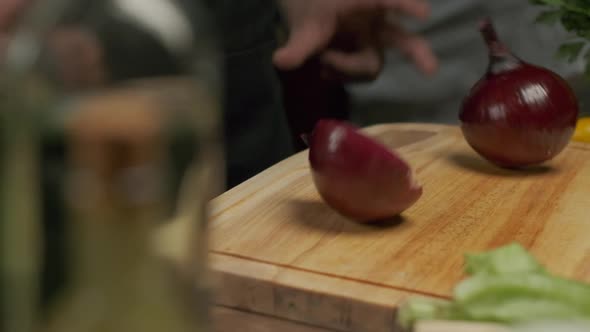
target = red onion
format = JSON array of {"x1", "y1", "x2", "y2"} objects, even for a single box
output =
[
  {"x1": 459, "y1": 18, "x2": 579, "y2": 168},
  {"x1": 307, "y1": 119, "x2": 422, "y2": 222}
]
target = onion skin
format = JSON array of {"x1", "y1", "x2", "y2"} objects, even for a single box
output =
[
  {"x1": 308, "y1": 119, "x2": 422, "y2": 222},
  {"x1": 459, "y1": 19, "x2": 579, "y2": 168}
]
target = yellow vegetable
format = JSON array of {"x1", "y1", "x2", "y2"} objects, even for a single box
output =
[{"x1": 573, "y1": 117, "x2": 590, "y2": 143}]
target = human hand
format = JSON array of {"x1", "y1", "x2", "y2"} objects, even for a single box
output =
[{"x1": 274, "y1": 0, "x2": 438, "y2": 81}]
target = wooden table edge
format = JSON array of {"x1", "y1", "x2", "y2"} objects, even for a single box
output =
[{"x1": 210, "y1": 252, "x2": 442, "y2": 332}]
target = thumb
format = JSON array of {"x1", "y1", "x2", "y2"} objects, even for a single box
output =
[{"x1": 273, "y1": 20, "x2": 333, "y2": 70}]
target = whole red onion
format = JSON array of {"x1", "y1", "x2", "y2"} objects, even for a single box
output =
[
  {"x1": 459, "y1": 18, "x2": 579, "y2": 168},
  {"x1": 307, "y1": 119, "x2": 422, "y2": 222}
]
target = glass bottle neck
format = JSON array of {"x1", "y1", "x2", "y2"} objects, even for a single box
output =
[{"x1": 67, "y1": 209, "x2": 157, "y2": 291}]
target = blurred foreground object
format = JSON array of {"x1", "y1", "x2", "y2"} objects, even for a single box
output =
[{"x1": 0, "y1": 0, "x2": 222, "y2": 331}]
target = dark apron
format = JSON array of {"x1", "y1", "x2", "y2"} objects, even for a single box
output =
[{"x1": 211, "y1": 0, "x2": 294, "y2": 189}]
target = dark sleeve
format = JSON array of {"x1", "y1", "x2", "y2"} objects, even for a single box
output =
[{"x1": 208, "y1": 0, "x2": 295, "y2": 188}]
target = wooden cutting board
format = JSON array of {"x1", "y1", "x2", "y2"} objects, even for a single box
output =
[{"x1": 160, "y1": 123, "x2": 590, "y2": 332}]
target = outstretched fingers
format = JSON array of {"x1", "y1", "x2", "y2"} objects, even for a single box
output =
[
  {"x1": 348, "y1": 0, "x2": 430, "y2": 21},
  {"x1": 273, "y1": 19, "x2": 335, "y2": 70},
  {"x1": 320, "y1": 47, "x2": 384, "y2": 81},
  {"x1": 384, "y1": 22, "x2": 438, "y2": 75}
]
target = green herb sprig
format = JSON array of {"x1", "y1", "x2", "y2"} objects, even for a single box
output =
[{"x1": 531, "y1": 0, "x2": 590, "y2": 76}]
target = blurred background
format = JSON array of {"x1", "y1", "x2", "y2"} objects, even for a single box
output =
[{"x1": 280, "y1": 0, "x2": 589, "y2": 151}]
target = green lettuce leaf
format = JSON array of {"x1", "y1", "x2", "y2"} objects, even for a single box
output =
[
  {"x1": 397, "y1": 297, "x2": 457, "y2": 328},
  {"x1": 397, "y1": 243, "x2": 590, "y2": 329},
  {"x1": 464, "y1": 243, "x2": 545, "y2": 276}
]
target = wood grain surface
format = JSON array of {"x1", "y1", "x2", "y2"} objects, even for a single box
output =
[
  {"x1": 212, "y1": 306, "x2": 335, "y2": 332},
  {"x1": 209, "y1": 252, "x2": 413, "y2": 332},
  {"x1": 212, "y1": 308, "x2": 510, "y2": 332},
  {"x1": 159, "y1": 123, "x2": 590, "y2": 332},
  {"x1": 413, "y1": 321, "x2": 509, "y2": 332}
]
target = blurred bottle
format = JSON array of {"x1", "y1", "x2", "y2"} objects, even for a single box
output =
[
  {"x1": 0, "y1": 51, "x2": 43, "y2": 332},
  {"x1": 1, "y1": 0, "x2": 222, "y2": 331}
]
